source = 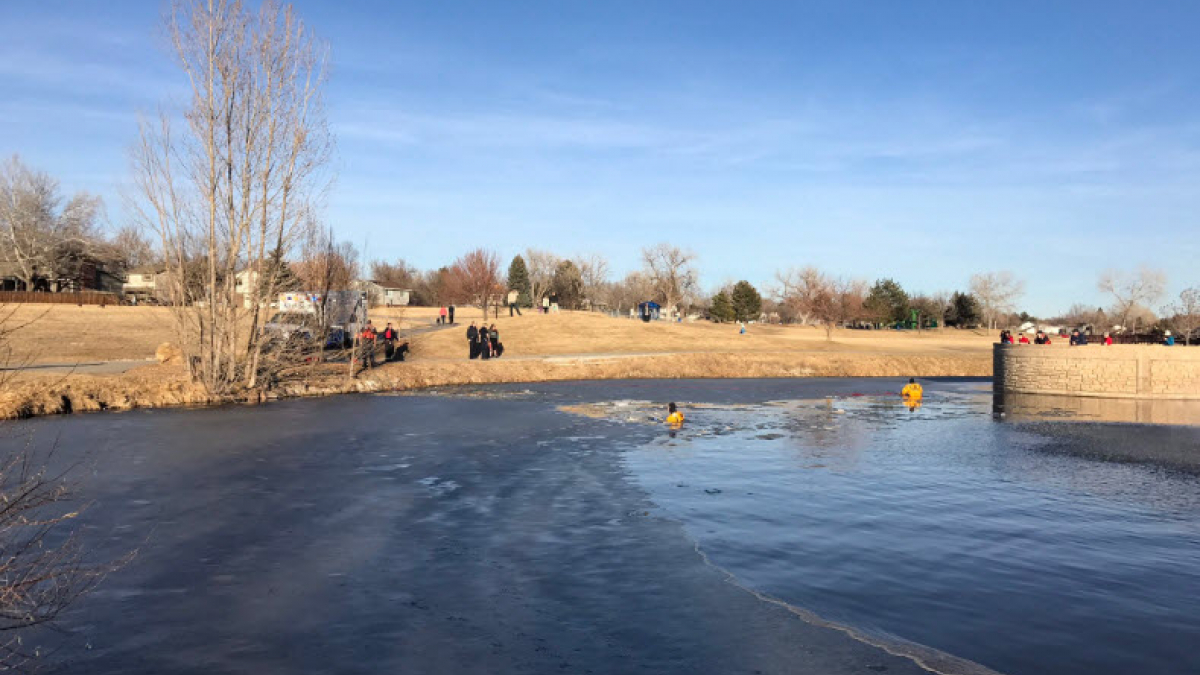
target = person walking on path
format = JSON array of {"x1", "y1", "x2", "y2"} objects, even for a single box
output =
[
  {"x1": 508, "y1": 289, "x2": 522, "y2": 317},
  {"x1": 541, "y1": 296, "x2": 550, "y2": 314},
  {"x1": 448, "y1": 304, "x2": 456, "y2": 324},
  {"x1": 438, "y1": 305, "x2": 447, "y2": 325},
  {"x1": 467, "y1": 322, "x2": 480, "y2": 359}
]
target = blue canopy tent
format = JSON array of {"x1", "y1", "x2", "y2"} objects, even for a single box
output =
[{"x1": 637, "y1": 301, "x2": 661, "y2": 322}]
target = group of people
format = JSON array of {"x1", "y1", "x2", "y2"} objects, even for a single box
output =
[
  {"x1": 466, "y1": 322, "x2": 504, "y2": 359},
  {"x1": 356, "y1": 320, "x2": 408, "y2": 370},
  {"x1": 999, "y1": 328, "x2": 1115, "y2": 346}
]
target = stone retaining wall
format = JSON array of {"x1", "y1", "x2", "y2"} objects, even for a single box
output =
[{"x1": 993, "y1": 343, "x2": 1200, "y2": 399}]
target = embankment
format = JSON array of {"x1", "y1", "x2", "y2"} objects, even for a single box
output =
[{"x1": 0, "y1": 350, "x2": 990, "y2": 419}]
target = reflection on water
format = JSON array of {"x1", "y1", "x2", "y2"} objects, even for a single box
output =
[
  {"x1": 994, "y1": 390, "x2": 1200, "y2": 425},
  {"x1": 614, "y1": 392, "x2": 1200, "y2": 675}
]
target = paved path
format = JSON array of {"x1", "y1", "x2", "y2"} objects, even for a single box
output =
[{"x1": 0, "y1": 359, "x2": 152, "y2": 375}]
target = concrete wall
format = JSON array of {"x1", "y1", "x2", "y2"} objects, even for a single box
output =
[{"x1": 993, "y1": 344, "x2": 1200, "y2": 400}]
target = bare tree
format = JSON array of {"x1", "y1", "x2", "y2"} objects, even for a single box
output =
[
  {"x1": 131, "y1": 0, "x2": 333, "y2": 393},
  {"x1": 1099, "y1": 266, "x2": 1167, "y2": 334},
  {"x1": 524, "y1": 248, "x2": 560, "y2": 307},
  {"x1": 104, "y1": 224, "x2": 159, "y2": 270},
  {"x1": 774, "y1": 266, "x2": 865, "y2": 339},
  {"x1": 449, "y1": 249, "x2": 501, "y2": 316},
  {"x1": 641, "y1": 243, "x2": 697, "y2": 317},
  {"x1": 0, "y1": 311, "x2": 127, "y2": 668},
  {"x1": 774, "y1": 266, "x2": 827, "y2": 325},
  {"x1": 910, "y1": 292, "x2": 949, "y2": 332},
  {"x1": 576, "y1": 253, "x2": 610, "y2": 309},
  {"x1": 1164, "y1": 287, "x2": 1200, "y2": 345},
  {"x1": 1, "y1": 156, "x2": 104, "y2": 291},
  {"x1": 599, "y1": 271, "x2": 652, "y2": 315},
  {"x1": 970, "y1": 271, "x2": 1025, "y2": 330},
  {"x1": 369, "y1": 259, "x2": 420, "y2": 289}
]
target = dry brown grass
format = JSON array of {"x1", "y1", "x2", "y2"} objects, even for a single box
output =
[{"x1": 0, "y1": 305, "x2": 994, "y2": 419}]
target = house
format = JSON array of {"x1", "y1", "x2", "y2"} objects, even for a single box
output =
[
  {"x1": 122, "y1": 265, "x2": 169, "y2": 303},
  {"x1": 0, "y1": 262, "x2": 24, "y2": 291},
  {"x1": 1, "y1": 257, "x2": 123, "y2": 294},
  {"x1": 234, "y1": 269, "x2": 261, "y2": 308},
  {"x1": 353, "y1": 280, "x2": 411, "y2": 307}
]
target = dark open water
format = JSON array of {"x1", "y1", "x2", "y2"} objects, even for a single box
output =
[{"x1": 2, "y1": 378, "x2": 1197, "y2": 674}]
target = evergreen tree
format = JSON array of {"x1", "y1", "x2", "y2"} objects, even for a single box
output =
[
  {"x1": 946, "y1": 291, "x2": 981, "y2": 327},
  {"x1": 730, "y1": 280, "x2": 762, "y2": 322},
  {"x1": 709, "y1": 290, "x2": 735, "y2": 322},
  {"x1": 552, "y1": 259, "x2": 585, "y2": 310},
  {"x1": 865, "y1": 278, "x2": 910, "y2": 324},
  {"x1": 507, "y1": 255, "x2": 532, "y2": 306}
]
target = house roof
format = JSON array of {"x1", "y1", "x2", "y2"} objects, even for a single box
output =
[{"x1": 128, "y1": 265, "x2": 167, "y2": 274}]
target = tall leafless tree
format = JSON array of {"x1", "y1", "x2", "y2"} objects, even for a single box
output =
[
  {"x1": 130, "y1": 0, "x2": 333, "y2": 394},
  {"x1": 774, "y1": 266, "x2": 865, "y2": 339},
  {"x1": 0, "y1": 156, "x2": 104, "y2": 291},
  {"x1": 576, "y1": 253, "x2": 610, "y2": 309},
  {"x1": 970, "y1": 271, "x2": 1025, "y2": 331},
  {"x1": 1098, "y1": 266, "x2": 1167, "y2": 334},
  {"x1": 1164, "y1": 287, "x2": 1200, "y2": 345},
  {"x1": 524, "y1": 248, "x2": 559, "y2": 307},
  {"x1": 641, "y1": 243, "x2": 697, "y2": 316},
  {"x1": 104, "y1": 224, "x2": 159, "y2": 270},
  {"x1": 449, "y1": 249, "x2": 501, "y2": 316}
]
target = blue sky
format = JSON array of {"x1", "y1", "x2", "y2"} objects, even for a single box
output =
[{"x1": 2, "y1": 1, "x2": 1198, "y2": 315}]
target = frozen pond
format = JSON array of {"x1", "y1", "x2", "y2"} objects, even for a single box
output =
[{"x1": 2, "y1": 378, "x2": 1198, "y2": 674}]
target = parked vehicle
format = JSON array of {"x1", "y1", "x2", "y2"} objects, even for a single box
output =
[{"x1": 262, "y1": 291, "x2": 368, "y2": 349}]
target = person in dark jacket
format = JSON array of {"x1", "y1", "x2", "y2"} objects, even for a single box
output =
[
  {"x1": 380, "y1": 322, "x2": 399, "y2": 361},
  {"x1": 448, "y1": 304, "x2": 456, "y2": 324},
  {"x1": 488, "y1": 324, "x2": 501, "y2": 358},
  {"x1": 467, "y1": 322, "x2": 480, "y2": 359}
]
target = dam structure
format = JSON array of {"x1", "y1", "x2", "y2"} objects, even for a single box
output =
[{"x1": 993, "y1": 343, "x2": 1200, "y2": 400}]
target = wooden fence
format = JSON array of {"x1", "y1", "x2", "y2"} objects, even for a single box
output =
[{"x1": 0, "y1": 291, "x2": 121, "y2": 306}]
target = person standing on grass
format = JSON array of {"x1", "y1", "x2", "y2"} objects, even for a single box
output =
[
  {"x1": 448, "y1": 304, "x2": 456, "y2": 325},
  {"x1": 490, "y1": 324, "x2": 504, "y2": 358},
  {"x1": 542, "y1": 295, "x2": 550, "y2": 314},
  {"x1": 467, "y1": 322, "x2": 480, "y2": 359},
  {"x1": 439, "y1": 305, "x2": 447, "y2": 325},
  {"x1": 358, "y1": 321, "x2": 378, "y2": 370},
  {"x1": 381, "y1": 322, "x2": 399, "y2": 361},
  {"x1": 508, "y1": 289, "x2": 522, "y2": 317}
]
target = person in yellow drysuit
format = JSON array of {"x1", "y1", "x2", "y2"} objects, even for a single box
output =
[
  {"x1": 665, "y1": 402, "x2": 685, "y2": 425},
  {"x1": 901, "y1": 378, "x2": 923, "y2": 402}
]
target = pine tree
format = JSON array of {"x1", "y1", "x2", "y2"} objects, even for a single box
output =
[
  {"x1": 507, "y1": 255, "x2": 532, "y2": 306},
  {"x1": 552, "y1": 260, "x2": 585, "y2": 310},
  {"x1": 730, "y1": 280, "x2": 762, "y2": 322},
  {"x1": 709, "y1": 291, "x2": 735, "y2": 322},
  {"x1": 865, "y1": 278, "x2": 910, "y2": 325}
]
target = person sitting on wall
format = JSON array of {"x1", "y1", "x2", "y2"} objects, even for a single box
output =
[
  {"x1": 1164, "y1": 331, "x2": 1175, "y2": 346},
  {"x1": 1018, "y1": 334, "x2": 1030, "y2": 344},
  {"x1": 1103, "y1": 332, "x2": 1113, "y2": 346}
]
